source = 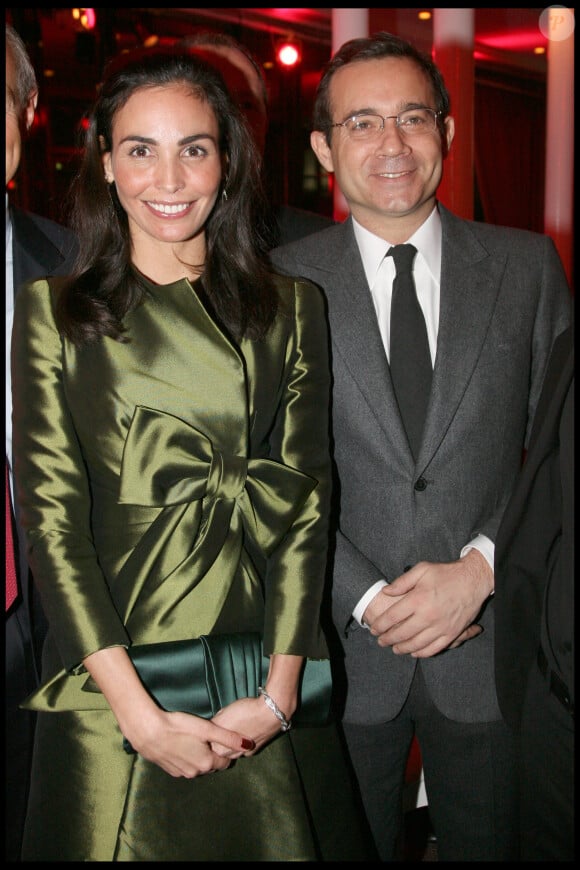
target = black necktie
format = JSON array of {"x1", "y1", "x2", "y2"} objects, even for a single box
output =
[{"x1": 388, "y1": 244, "x2": 432, "y2": 459}]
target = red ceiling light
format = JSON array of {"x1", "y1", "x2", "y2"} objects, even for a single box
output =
[
  {"x1": 276, "y1": 36, "x2": 302, "y2": 68},
  {"x1": 72, "y1": 8, "x2": 96, "y2": 31},
  {"x1": 477, "y1": 28, "x2": 548, "y2": 53}
]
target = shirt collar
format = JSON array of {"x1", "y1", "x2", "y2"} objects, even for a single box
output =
[{"x1": 352, "y1": 205, "x2": 442, "y2": 288}]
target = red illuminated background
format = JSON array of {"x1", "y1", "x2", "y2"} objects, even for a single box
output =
[{"x1": 5, "y1": 8, "x2": 558, "y2": 232}]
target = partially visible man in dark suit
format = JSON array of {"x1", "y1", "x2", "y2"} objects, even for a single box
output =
[
  {"x1": 271, "y1": 32, "x2": 572, "y2": 861},
  {"x1": 5, "y1": 22, "x2": 77, "y2": 861},
  {"x1": 495, "y1": 321, "x2": 574, "y2": 861},
  {"x1": 179, "y1": 31, "x2": 335, "y2": 246}
]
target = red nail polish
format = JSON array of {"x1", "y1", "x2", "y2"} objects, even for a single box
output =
[{"x1": 241, "y1": 738, "x2": 255, "y2": 750}]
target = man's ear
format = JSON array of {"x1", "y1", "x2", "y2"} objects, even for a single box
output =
[
  {"x1": 23, "y1": 89, "x2": 38, "y2": 133},
  {"x1": 310, "y1": 130, "x2": 334, "y2": 174},
  {"x1": 442, "y1": 115, "x2": 455, "y2": 159}
]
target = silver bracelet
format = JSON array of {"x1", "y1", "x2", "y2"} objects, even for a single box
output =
[{"x1": 257, "y1": 686, "x2": 292, "y2": 732}]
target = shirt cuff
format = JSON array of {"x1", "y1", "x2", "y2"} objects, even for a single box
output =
[
  {"x1": 353, "y1": 580, "x2": 389, "y2": 628},
  {"x1": 460, "y1": 534, "x2": 495, "y2": 595}
]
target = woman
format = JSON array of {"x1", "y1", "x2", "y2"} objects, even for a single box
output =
[{"x1": 13, "y1": 49, "x2": 373, "y2": 861}]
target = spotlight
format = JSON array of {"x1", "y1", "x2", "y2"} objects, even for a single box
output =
[
  {"x1": 275, "y1": 36, "x2": 302, "y2": 68},
  {"x1": 72, "y1": 8, "x2": 96, "y2": 31}
]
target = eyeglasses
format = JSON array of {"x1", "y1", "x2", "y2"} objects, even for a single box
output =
[{"x1": 330, "y1": 107, "x2": 441, "y2": 140}]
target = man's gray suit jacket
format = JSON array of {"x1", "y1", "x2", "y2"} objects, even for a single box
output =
[{"x1": 271, "y1": 202, "x2": 572, "y2": 725}]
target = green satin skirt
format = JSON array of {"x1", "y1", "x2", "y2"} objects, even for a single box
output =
[{"x1": 21, "y1": 708, "x2": 376, "y2": 861}]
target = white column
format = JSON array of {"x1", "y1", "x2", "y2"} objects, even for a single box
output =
[
  {"x1": 331, "y1": 8, "x2": 369, "y2": 54},
  {"x1": 432, "y1": 8, "x2": 474, "y2": 43},
  {"x1": 331, "y1": 9, "x2": 369, "y2": 220},
  {"x1": 543, "y1": 7, "x2": 574, "y2": 285}
]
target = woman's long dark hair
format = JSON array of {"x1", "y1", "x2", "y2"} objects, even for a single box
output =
[{"x1": 57, "y1": 48, "x2": 278, "y2": 345}]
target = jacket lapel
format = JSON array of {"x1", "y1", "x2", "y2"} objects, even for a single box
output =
[
  {"x1": 314, "y1": 220, "x2": 410, "y2": 452},
  {"x1": 289, "y1": 212, "x2": 511, "y2": 470},
  {"x1": 419, "y1": 206, "x2": 507, "y2": 465}
]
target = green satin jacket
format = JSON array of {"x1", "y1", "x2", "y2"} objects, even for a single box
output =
[
  {"x1": 13, "y1": 273, "x2": 331, "y2": 709},
  {"x1": 11, "y1": 272, "x2": 379, "y2": 862}
]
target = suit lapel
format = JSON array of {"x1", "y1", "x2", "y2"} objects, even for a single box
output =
[
  {"x1": 419, "y1": 207, "x2": 507, "y2": 465},
  {"x1": 292, "y1": 212, "x2": 514, "y2": 470},
  {"x1": 319, "y1": 221, "x2": 410, "y2": 452}
]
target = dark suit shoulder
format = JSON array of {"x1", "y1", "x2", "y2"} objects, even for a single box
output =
[
  {"x1": 274, "y1": 204, "x2": 335, "y2": 247},
  {"x1": 271, "y1": 221, "x2": 351, "y2": 274},
  {"x1": 11, "y1": 206, "x2": 78, "y2": 287},
  {"x1": 274, "y1": 220, "x2": 344, "y2": 255},
  {"x1": 438, "y1": 201, "x2": 560, "y2": 254},
  {"x1": 270, "y1": 221, "x2": 357, "y2": 293},
  {"x1": 12, "y1": 207, "x2": 76, "y2": 249}
]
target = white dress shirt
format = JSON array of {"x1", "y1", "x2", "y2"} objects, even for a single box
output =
[{"x1": 354, "y1": 206, "x2": 441, "y2": 366}]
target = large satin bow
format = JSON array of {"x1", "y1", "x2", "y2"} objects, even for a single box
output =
[
  {"x1": 113, "y1": 406, "x2": 317, "y2": 635},
  {"x1": 21, "y1": 405, "x2": 319, "y2": 713}
]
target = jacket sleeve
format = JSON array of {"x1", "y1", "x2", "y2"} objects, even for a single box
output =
[
  {"x1": 11, "y1": 279, "x2": 130, "y2": 673},
  {"x1": 260, "y1": 278, "x2": 332, "y2": 660}
]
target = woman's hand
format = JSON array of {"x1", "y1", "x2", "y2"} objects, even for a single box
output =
[
  {"x1": 211, "y1": 695, "x2": 287, "y2": 754},
  {"x1": 126, "y1": 707, "x2": 256, "y2": 777},
  {"x1": 82, "y1": 645, "x2": 255, "y2": 778},
  {"x1": 211, "y1": 652, "x2": 304, "y2": 754}
]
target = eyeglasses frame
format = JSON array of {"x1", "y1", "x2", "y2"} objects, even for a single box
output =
[{"x1": 329, "y1": 106, "x2": 443, "y2": 138}]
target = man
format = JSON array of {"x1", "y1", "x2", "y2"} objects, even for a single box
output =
[
  {"x1": 495, "y1": 321, "x2": 574, "y2": 860},
  {"x1": 271, "y1": 32, "x2": 572, "y2": 861},
  {"x1": 180, "y1": 31, "x2": 335, "y2": 245},
  {"x1": 5, "y1": 22, "x2": 77, "y2": 861}
]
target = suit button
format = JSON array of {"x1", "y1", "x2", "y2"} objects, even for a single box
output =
[{"x1": 414, "y1": 477, "x2": 427, "y2": 491}]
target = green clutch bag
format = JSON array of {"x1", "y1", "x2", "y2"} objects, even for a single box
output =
[{"x1": 124, "y1": 631, "x2": 333, "y2": 753}]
